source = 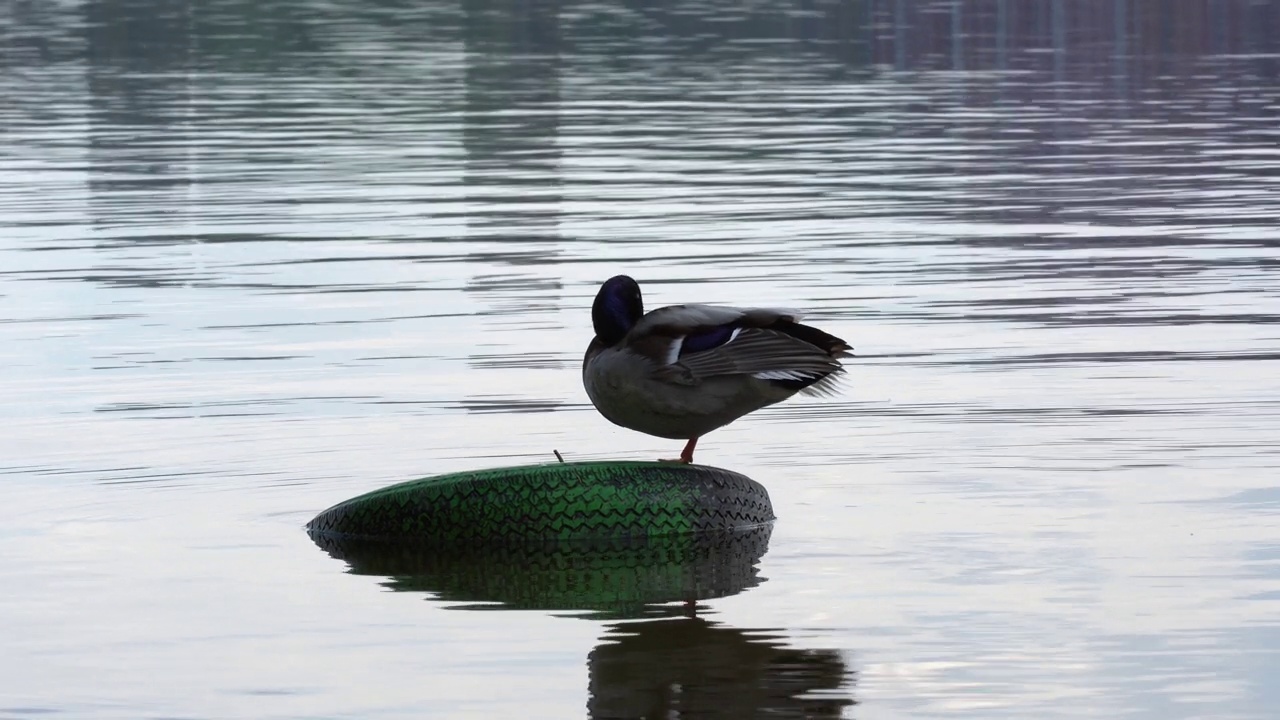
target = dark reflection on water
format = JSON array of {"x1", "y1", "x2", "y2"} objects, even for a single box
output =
[
  {"x1": 314, "y1": 525, "x2": 857, "y2": 717},
  {"x1": 311, "y1": 526, "x2": 775, "y2": 617},
  {"x1": 463, "y1": 0, "x2": 562, "y2": 241},
  {"x1": 588, "y1": 618, "x2": 855, "y2": 720}
]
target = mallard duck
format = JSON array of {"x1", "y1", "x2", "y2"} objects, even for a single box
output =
[{"x1": 583, "y1": 275, "x2": 852, "y2": 463}]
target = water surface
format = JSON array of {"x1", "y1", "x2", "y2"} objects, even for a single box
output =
[{"x1": 3, "y1": 1, "x2": 1280, "y2": 718}]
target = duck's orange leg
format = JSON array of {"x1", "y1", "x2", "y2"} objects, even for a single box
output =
[
  {"x1": 679, "y1": 437, "x2": 698, "y2": 464},
  {"x1": 660, "y1": 437, "x2": 698, "y2": 464}
]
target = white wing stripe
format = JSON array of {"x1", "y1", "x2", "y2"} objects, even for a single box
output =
[
  {"x1": 752, "y1": 370, "x2": 819, "y2": 381},
  {"x1": 665, "y1": 336, "x2": 685, "y2": 365}
]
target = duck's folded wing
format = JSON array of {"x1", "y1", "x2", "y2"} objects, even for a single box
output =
[
  {"x1": 670, "y1": 327, "x2": 844, "y2": 382},
  {"x1": 623, "y1": 303, "x2": 849, "y2": 388},
  {"x1": 630, "y1": 304, "x2": 801, "y2": 336}
]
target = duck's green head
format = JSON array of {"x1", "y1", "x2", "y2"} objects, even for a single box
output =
[{"x1": 592, "y1": 274, "x2": 644, "y2": 344}]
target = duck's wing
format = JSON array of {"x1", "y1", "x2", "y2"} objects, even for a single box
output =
[{"x1": 623, "y1": 304, "x2": 851, "y2": 392}]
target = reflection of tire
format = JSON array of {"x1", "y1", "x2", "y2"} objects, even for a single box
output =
[
  {"x1": 310, "y1": 525, "x2": 773, "y2": 616},
  {"x1": 306, "y1": 461, "x2": 775, "y2": 543}
]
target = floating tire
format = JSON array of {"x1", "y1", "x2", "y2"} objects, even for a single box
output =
[{"x1": 305, "y1": 461, "x2": 775, "y2": 544}]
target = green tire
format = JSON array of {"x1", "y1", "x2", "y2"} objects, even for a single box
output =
[{"x1": 305, "y1": 461, "x2": 774, "y2": 543}]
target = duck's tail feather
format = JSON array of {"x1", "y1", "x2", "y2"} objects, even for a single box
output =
[{"x1": 772, "y1": 319, "x2": 854, "y2": 359}]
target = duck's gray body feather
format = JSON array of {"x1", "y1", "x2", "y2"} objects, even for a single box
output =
[{"x1": 583, "y1": 338, "x2": 797, "y2": 439}]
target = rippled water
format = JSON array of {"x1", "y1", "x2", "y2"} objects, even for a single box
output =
[{"x1": 4, "y1": 0, "x2": 1280, "y2": 717}]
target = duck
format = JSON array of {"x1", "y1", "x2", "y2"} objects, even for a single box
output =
[{"x1": 582, "y1": 275, "x2": 852, "y2": 463}]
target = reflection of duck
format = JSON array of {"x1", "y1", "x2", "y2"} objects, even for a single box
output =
[
  {"x1": 310, "y1": 526, "x2": 771, "y2": 618},
  {"x1": 584, "y1": 275, "x2": 853, "y2": 463},
  {"x1": 589, "y1": 617, "x2": 856, "y2": 719}
]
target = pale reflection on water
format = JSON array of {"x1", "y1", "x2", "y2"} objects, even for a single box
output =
[{"x1": 3, "y1": 0, "x2": 1280, "y2": 718}]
